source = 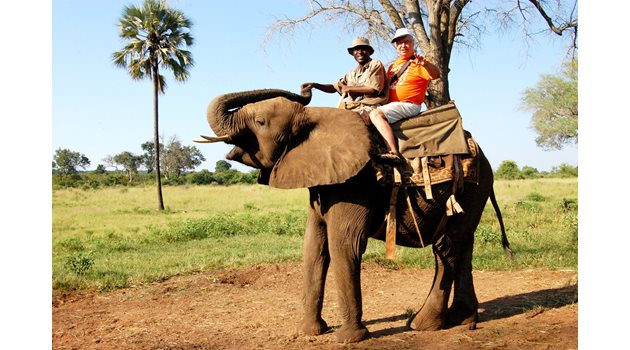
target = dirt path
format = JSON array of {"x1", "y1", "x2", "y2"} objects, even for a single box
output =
[{"x1": 53, "y1": 263, "x2": 577, "y2": 349}]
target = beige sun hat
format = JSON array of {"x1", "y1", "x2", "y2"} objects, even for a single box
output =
[
  {"x1": 347, "y1": 37, "x2": 374, "y2": 55},
  {"x1": 391, "y1": 28, "x2": 413, "y2": 43}
]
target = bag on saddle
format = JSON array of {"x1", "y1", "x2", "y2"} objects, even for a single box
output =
[{"x1": 392, "y1": 101, "x2": 469, "y2": 158}]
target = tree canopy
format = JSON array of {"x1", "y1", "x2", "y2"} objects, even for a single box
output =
[
  {"x1": 521, "y1": 59, "x2": 577, "y2": 150},
  {"x1": 113, "y1": 151, "x2": 143, "y2": 181},
  {"x1": 53, "y1": 148, "x2": 91, "y2": 176}
]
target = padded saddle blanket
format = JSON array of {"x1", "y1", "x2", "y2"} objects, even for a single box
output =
[{"x1": 374, "y1": 102, "x2": 480, "y2": 187}]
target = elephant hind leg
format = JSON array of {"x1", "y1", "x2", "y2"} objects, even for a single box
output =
[
  {"x1": 446, "y1": 204, "x2": 484, "y2": 329},
  {"x1": 408, "y1": 243, "x2": 453, "y2": 331},
  {"x1": 445, "y1": 238, "x2": 479, "y2": 329}
]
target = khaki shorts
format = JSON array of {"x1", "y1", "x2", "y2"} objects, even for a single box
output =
[{"x1": 378, "y1": 102, "x2": 423, "y2": 123}]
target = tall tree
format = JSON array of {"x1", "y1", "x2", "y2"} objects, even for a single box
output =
[
  {"x1": 521, "y1": 59, "x2": 577, "y2": 150},
  {"x1": 267, "y1": 0, "x2": 577, "y2": 108},
  {"x1": 53, "y1": 148, "x2": 91, "y2": 176},
  {"x1": 162, "y1": 136, "x2": 206, "y2": 179},
  {"x1": 112, "y1": 0, "x2": 194, "y2": 210},
  {"x1": 113, "y1": 151, "x2": 143, "y2": 181}
]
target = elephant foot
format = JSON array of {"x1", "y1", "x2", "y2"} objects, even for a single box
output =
[
  {"x1": 446, "y1": 302, "x2": 479, "y2": 329},
  {"x1": 299, "y1": 317, "x2": 329, "y2": 336},
  {"x1": 334, "y1": 324, "x2": 370, "y2": 343},
  {"x1": 407, "y1": 306, "x2": 444, "y2": 331}
]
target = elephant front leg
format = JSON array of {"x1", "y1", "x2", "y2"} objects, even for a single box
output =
[
  {"x1": 328, "y1": 228, "x2": 370, "y2": 343},
  {"x1": 299, "y1": 211, "x2": 330, "y2": 336},
  {"x1": 408, "y1": 243, "x2": 454, "y2": 331}
]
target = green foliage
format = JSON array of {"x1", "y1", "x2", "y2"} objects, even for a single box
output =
[
  {"x1": 53, "y1": 148, "x2": 91, "y2": 175},
  {"x1": 94, "y1": 164, "x2": 107, "y2": 174},
  {"x1": 495, "y1": 160, "x2": 523, "y2": 180},
  {"x1": 526, "y1": 192, "x2": 545, "y2": 202},
  {"x1": 494, "y1": 161, "x2": 577, "y2": 180},
  {"x1": 162, "y1": 136, "x2": 206, "y2": 178},
  {"x1": 113, "y1": 151, "x2": 143, "y2": 181},
  {"x1": 521, "y1": 59, "x2": 578, "y2": 150},
  {"x1": 149, "y1": 209, "x2": 306, "y2": 243},
  {"x1": 188, "y1": 169, "x2": 214, "y2": 185},
  {"x1": 112, "y1": 0, "x2": 194, "y2": 92},
  {"x1": 551, "y1": 163, "x2": 578, "y2": 178},
  {"x1": 65, "y1": 254, "x2": 94, "y2": 275},
  {"x1": 215, "y1": 160, "x2": 232, "y2": 172},
  {"x1": 521, "y1": 166, "x2": 540, "y2": 179}
]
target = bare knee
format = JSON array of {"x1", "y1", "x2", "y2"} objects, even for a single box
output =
[{"x1": 369, "y1": 109, "x2": 386, "y2": 123}]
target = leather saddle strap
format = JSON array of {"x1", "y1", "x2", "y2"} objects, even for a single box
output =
[
  {"x1": 385, "y1": 186, "x2": 400, "y2": 260},
  {"x1": 405, "y1": 191, "x2": 426, "y2": 248},
  {"x1": 421, "y1": 156, "x2": 433, "y2": 200}
]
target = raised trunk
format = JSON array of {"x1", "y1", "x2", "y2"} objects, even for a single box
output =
[{"x1": 207, "y1": 89, "x2": 312, "y2": 137}]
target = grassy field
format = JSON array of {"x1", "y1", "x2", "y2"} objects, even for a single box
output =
[{"x1": 52, "y1": 178, "x2": 577, "y2": 291}]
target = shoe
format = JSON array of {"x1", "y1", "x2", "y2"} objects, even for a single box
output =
[{"x1": 375, "y1": 151, "x2": 405, "y2": 164}]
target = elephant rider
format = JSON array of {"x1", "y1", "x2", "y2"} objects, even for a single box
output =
[
  {"x1": 369, "y1": 28, "x2": 441, "y2": 163},
  {"x1": 301, "y1": 37, "x2": 387, "y2": 121}
]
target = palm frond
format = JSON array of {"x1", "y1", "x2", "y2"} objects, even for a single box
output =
[{"x1": 113, "y1": 0, "x2": 194, "y2": 91}]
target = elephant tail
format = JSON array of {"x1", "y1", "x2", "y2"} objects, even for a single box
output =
[{"x1": 490, "y1": 189, "x2": 514, "y2": 259}]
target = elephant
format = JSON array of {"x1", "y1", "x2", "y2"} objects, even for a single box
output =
[{"x1": 195, "y1": 88, "x2": 512, "y2": 343}]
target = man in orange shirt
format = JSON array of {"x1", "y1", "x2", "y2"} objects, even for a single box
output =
[{"x1": 369, "y1": 28, "x2": 441, "y2": 162}]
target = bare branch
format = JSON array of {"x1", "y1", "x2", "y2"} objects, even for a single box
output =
[{"x1": 528, "y1": 0, "x2": 577, "y2": 36}]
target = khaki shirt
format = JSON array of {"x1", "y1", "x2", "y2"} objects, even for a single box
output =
[{"x1": 333, "y1": 59, "x2": 388, "y2": 107}]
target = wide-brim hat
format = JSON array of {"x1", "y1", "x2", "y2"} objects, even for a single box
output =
[
  {"x1": 391, "y1": 28, "x2": 413, "y2": 43},
  {"x1": 347, "y1": 37, "x2": 374, "y2": 55}
]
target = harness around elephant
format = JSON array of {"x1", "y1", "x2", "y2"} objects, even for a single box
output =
[{"x1": 370, "y1": 101, "x2": 512, "y2": 259}]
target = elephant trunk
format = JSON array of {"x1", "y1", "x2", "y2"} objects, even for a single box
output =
[{"x1": 206, "y1": 88, "x2": 312, "y2": 138}]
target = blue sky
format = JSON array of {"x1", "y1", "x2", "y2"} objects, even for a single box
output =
[{"x1": 51, "y1": 0, "x2": 577, "y2": 173}]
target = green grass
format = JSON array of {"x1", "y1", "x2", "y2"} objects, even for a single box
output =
[{"x1": 52, "y1": 178, "x2": 577, "y2": 291}]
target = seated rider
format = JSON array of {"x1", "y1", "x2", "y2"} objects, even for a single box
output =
[
  {"x1": 302, "y1": 37, "x2": 387, "y2": 121},
  {"x1": 369, "y1": 28, "x2": 441, "y2": 162}
]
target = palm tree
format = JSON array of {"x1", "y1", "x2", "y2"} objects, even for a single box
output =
[{"x1": 112, "y1": 0, "x2": 194, "y2": 210}]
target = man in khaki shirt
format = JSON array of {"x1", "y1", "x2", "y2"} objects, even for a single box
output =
[{"x1": 302, "y1": 37, "x2": 387, "y2": 120}]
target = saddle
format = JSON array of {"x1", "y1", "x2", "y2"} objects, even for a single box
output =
[
  {"x1": 370, "y1": 101, "x2": 481, "y2": 259},
  {"x1": 373, "y1": 101, "x2": 479, "y2": 189}
]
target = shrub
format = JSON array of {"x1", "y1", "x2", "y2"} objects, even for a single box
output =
[
  {"x1": 65, "y1": 254, "x2": 94, "y2": 275},
  {"x1": 495, "y1": 160, "x2": 524, "y2": 180}
]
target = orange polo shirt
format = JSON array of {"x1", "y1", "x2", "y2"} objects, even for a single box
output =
[{"x1": 387, "y1": 57, "x2": 433, "y2": 105}]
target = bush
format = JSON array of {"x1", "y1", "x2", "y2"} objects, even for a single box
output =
[
  {"x1": 495, "y1": 160, "x2": 524, "y2": 180},
  {"x1": 550, "y1": 163, "x2": 578, "y2": 178}
]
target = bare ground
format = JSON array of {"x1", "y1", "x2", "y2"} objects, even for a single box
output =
[{"x1": 53, "y1": 263, "x2": 577, "y2": 350}]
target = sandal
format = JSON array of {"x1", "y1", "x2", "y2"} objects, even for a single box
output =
[{"x1": 375, "y1": 151, "x2": 405, "y2": 164}]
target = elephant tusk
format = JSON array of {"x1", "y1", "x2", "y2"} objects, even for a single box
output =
[{"x1": 193, "y1": 134, "x2": 231, "y2": 143}]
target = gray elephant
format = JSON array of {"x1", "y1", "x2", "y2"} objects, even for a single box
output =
[{"x1": 196, "y1": 88, "x2": 511, "y2": 343}]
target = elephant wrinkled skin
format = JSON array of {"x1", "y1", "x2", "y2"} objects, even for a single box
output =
[{"x1": 195, "y1": 88, "x2": 511, "y2": 343}]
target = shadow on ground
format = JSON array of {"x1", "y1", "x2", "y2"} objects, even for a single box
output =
[{"x1": 365, "y1": 284, "x2": 577, "y2": 339}]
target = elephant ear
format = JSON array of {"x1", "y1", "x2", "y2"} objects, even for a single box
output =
[{"x1": 268, "y1": 107, "x2": 372, "y2": 189}]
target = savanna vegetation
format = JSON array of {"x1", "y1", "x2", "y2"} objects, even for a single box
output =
[{"x1": 53, "y1": 178, "x2": 577, "y2": 292}]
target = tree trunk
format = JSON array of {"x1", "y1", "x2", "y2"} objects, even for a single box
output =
[
  {"x1": 153, "y1": 65, "x2": 165, "y2": 211},
  {"x1": 427, "y1": 68, "x2": 450, "y2": 109}
]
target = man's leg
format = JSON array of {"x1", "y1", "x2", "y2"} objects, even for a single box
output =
[{"x1": 369, "y1": 108, "x2": 398, "y2": 152}]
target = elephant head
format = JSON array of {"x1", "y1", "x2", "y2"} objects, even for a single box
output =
[{"x1": 196, "y1": 89, "x2": 373, "y2": 189}]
